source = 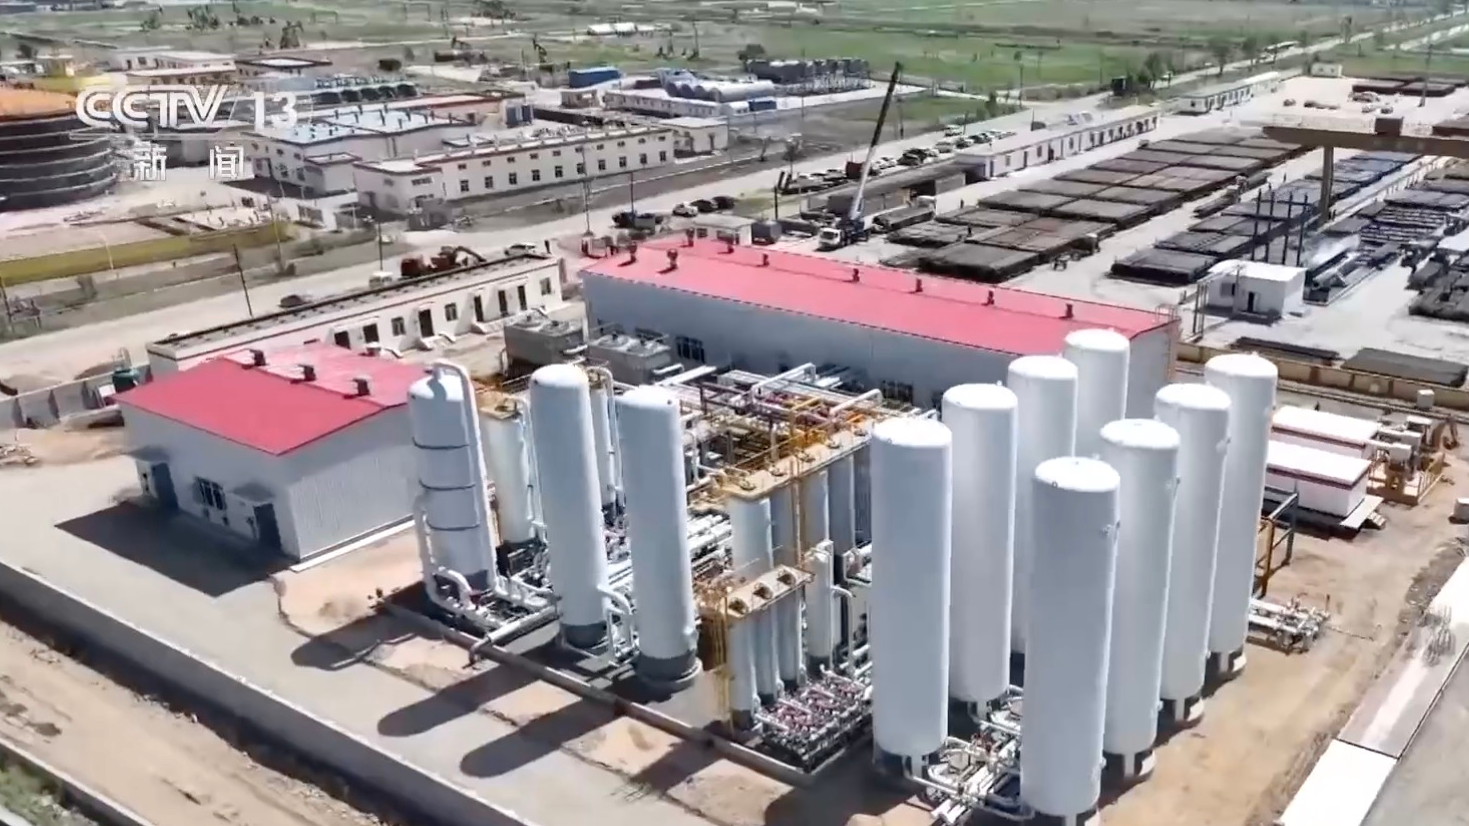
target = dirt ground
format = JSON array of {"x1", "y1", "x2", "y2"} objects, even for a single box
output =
[
  {"x1": 277, "y1": 452, "x2": 1467, "y2": 826},
  {"x1": 0, "y1": 619, "x2": 380, "y2": 826},
  {"x1": 1106, "y1": 461, "x2": 1466, "y2": 826},
  {"x1": 0, "y1": 428, "x2": 128, "y2": 468}
]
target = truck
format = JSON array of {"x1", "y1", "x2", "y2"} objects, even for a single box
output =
[{"x1": 816, "y1": 63, "x2": 902, "y2": 252}]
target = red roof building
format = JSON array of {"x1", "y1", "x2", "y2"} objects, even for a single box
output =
[
  {"x1": 578, "y1": 239, "x2": 1177, "y2": 413},
  {"x1": 117, "y1": 344, "x2": 424, "y2": 560}
]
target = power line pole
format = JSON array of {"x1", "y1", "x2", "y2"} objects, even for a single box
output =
[{"x1": 233, "y1": 245, "x2": 255, "y2": 317}]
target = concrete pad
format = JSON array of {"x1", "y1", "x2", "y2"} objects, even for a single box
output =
[{"x1": 1276, "y1": 740, "x2": 1396, "y2": 826}]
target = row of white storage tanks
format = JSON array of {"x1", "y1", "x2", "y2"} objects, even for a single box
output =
[{"x1": 873, "y1": 329, "x2": 1278, "y2": 822}]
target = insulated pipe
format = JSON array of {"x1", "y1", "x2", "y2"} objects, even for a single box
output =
[
  {"x1": 771, "y1": 484, "x2": 804, "y2": 689},
  {"x1": 588, "y1": 367, "x2": 619, "y2": 508},
  {"x1": 412, "y1": 493, "x2": 448, "y2": 608},
  {"x1": 729, "y1": 497, "x2": 779, "y2": 704},
  {"x1": 802, "y1": 471, "x2": 834, "y2": 673},
  {"x1": 598, "y1": 584, "x2": 635, "y2": 652},
  {"x1": 830, "y1": 388, "x2": 883, "y2": 415},
  {"x1": 828, "y1": 454, "x2": 857, "y2": 658},
  {"x1": 749, "y1": 363, "x2": 816, "y2": 397}
]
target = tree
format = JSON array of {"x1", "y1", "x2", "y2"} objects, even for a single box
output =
[
  {"x1": 1208, "y1": 36, "x2": 1232, "y2": 76},
  {"x1": 16, "y1": 42, "x2": 35, "y2": 60},
  {"x1": 1241, "y1": 33, "x2": 1261, "y2": 65},
  {"x1": 737, "y1": 42, "x2": 766, "y2": 62}
]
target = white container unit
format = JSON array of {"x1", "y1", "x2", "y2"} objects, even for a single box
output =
[
  {"x1": 1266, "y1": 440, "x2": 1371, "y2": 518},
  {"x1": 1204, "y1": 354, "x2": 1278, "y2": 677},
  {"x1": 728, "y1": 496, "x2": 778, "y2": 707},
  {"x1": 528, "y1": 364, "x2": 610, "y2": 648},
  {"x1": 1020, "y1": 457, "x2": 1120, "y2": 823},
  {"x1": 1271, "y1": 405, "x2": 1380, "y2": 458},
  {"x1": 482, "y1": 405, "x2": 536, "y2": 546},
  {"x1": 942, "y1": 383, "x2": 1019, "y2": 708},
  {"x1": 1064, "y1": 329, "x2": 1130, "y2": 459},
  {"x1": 1007, "y1": 355, "x2": 1079, "y2": 655},
  {"x1": 1099, "y1": 419, "x2": 1179, "y2": 781},
  {"x1": 615, "y1": 386, "x2": 700, "y2": 689},
  {"x1": 410, "y1": 365, "x2": 498, "y2": 589},
  {"x1": 870, "y1": 417, "x2": 953, "y2": 771},
  {"x1": 1153, "y1": 383, "x2": 1231, "y2": 724}
]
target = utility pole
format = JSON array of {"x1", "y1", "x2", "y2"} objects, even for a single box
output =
[
  {"x1": 628, "y1": 170, "x2": 636, "y2": 213},
  {"x1": 376, "y1": 221, "x2": 385, "y2": 269},
  {"x1": 232, "y1": 245, "x2": 255, "y2": 317}
]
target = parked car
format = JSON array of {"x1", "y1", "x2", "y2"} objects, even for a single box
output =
[
  {"x1": 1283, "y1": 98, "x2": 1297, "y2": 106},
  {"x1": 278, "y1": 293, "x2": 312, "y2": 309},
  {"x1": 1381, "y1": 106, "x2": 1395, "y2": 114},
  {"x1": 691, "y1": 199, "x2": 717, "y2": 213},
  {"x1": 672, "y1": 203, "x2": 697, "y2": 217},
  {"x1": 1362, "y1": 104, "x2": 1377, "y2": 113},
  {"x1": 953, "y1": 137, "x2": 973, "y2": 148},
  {"x1": 943, "y1": 125, "x2": 963, "y2": 137},
  {"x1": 713, "y1": 195, "x2": 736, "y2": 210}
]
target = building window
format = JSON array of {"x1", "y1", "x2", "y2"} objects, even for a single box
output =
[
  {"x1": 391, "y1": 317, "x2": 406, "y2": 336},
  {"x1": 507, "y1": 156, "x2": 516, "y2": 164},
  {"x1": 459, "y1": 180, "x2": 470, "y2": 193},
  {"x1": 485, "y1": 175, "x2": 494, "y2": 189},
  {"x1": 473, "y1": 294, "x2": 486, "y2": 322},
  {"x1": 509, "y1": 172, "x2": 519, "y2": 185},
  {"x1": 540, "y1": 277, "x2": 553, "y2": 295},
  {"x1": 445, "y1": 302, "x2": 459, "y2": 321},
  {"x1": 659, "y1": 151, "x2": 667, "y2": 162},
  {"x1": 516, "y1": 284, "x2": 527, "y2": 308},
  {"x1": 878, "y1": 380, "x2": 915, "y2": 405},
  {"x1": 554, "y1": 165, "x2": 564, "y2": 179},
  {"x1": 195, "y1": 478, "x2": 226, "y2": 510},
  {"x1": 597, "y1": 159, "x2": 607, "y2": 172},
  {"x1": 531, "y1": 169, "x2": 541, "y2": 182},
  {"x1": 576, "y1": 162, "x2": 585, "y2": 175},
  {"x1": 410, "y1": 176, "x2": 432, "y2": 185},
  {"x1": 482, "y1": 159, "x2": 493, "y2": 167},
  {"x1": 675, "y1": 335, "x2": 705, "y2": 363},
  {"x1": 639, "y1": 153, "x2": 647, "y2": 165},
  {"x1": 638, "y1": 137, "x2": 647, "y2": 144},
  {"x1": 552, "y1": 149, "x2": 562, "y2": 156},
  {"x1": 617, "y1": 141, "x2": 626, "y2": 147},
  {"x1": 363, "y1": 323, "x2": 380, "y2": 343},
  {"x1": 529, "y1": 153, "x2": 539, "y2": 160},
  {"x1": 333, "y1": 330, "x2": 350, "y2": 348},
  {"x1": 597, "y1": 143, "x2": 605, "y2": 149},
  {"x1": 457, "y1": 163, "x2": 467, "y2": 170},
  {"x1": 618, "y1": 156, "x2": 627, "y2": 169}
]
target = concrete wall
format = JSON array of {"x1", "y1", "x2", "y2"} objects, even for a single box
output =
[
  {"x1": 0, "y1": 369, "x2": 151, "y2": 429},
  {"x1": 1, "y1": 222, "x2": 297, "y2": 286},
  {"x1": 0, "y1": 561, "x2": 530, "y2": 826}
]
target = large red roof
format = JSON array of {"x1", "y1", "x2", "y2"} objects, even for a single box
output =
[
  {"x1": 579, "y1": 239, "x2": 1172, "y2": 354},
  {"x1": 119, "y1": 344, "x2": 424, "y2": 455}
]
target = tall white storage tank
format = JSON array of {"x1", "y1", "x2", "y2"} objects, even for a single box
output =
[
  {"x1": 728, "y1": 496, "x2": 779, "y2": 704},
  {"x1": 1065, "y1": 329, "x2": 1131, "y2": 459},
  {"x1": 870, "y1": 417, "x2": 953, "y2": 770},
  {"x1": 1154, "y1": 383, "x2": 1231, "y2": 723},
  {"x1": 482, "y1": 404, "x2": 535, "y2": 546},
  {"x1": 1007, "y1": 355, "x2": 1079, "y2": 656},
  {"x1": 942, "y1": 383, "x2": 1018, "y2": 708},
  {"x1": 529, "y1": 365, "x2": 610, "y2": 648},
  {"x1": 1205, "y1": 354, "x2": 1277, "y2": 678},
  {"x1": 1021, "y1": 457, "x2": 1120, "y2": 823},
  {"x1": 770, "y1": 484, "x2": 803, "y2": 688},
  {"x1": 1099, "y1": 419, "x2": 1179, "y2": 781},
  {"x1": 615, "y1": 387, "x2": 700, "y2": 690},
  {"x1": 410, "y1": 366, "x2": 497, "y2": 589}
]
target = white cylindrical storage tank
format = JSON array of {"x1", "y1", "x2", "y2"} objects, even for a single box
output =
[
  {"x1": 770, "y1": 484, "x2": 804, "y2": 688},
  {"x1": 942, "y1": 383, "x2": 1018, "y2": 707},
  {"x1": 483, "y1": 405, "x2": 535, "y2": 546},
  {"x1": 528, "y1": 365, "x2": 609, "y2": 648},
  {"x1": 1021, "y1": 457, "x2": 1120, "y2": 823},
  {"x1": 728, "y1": 496, "x2": 778, "y2": 704},
  {"x1": 589, "y1": 375, "x2": 618, "y2": 508},
  {"x1": 1099, "y1": 419, "x2": 1179, "y2": 781},
  {"x1": 1154, "y1": 383, "x2": 1231, "y2": 723},
  {"x1": 801, "y1": 470, "x2": 834, "y2": 672},
  {"x1": 870, "y1": 417, "x2": 952, "y2": 769},
  {"x1": 828, "y1": 454, "x2": 857, "y2": 657},
  {"x1": 1204, "y1": 354, "x2": 1278, "y2": 677},
  {"x1": 1007, "y1": 355, "x2": 1079, "y2": 656},
  {"x1": 410, "y1": 366, "x2": 497, "y2": 589},
  {"x1": 1065, "y1": 329, "x2": 1131, "y2": 459},
  {"x1": 615, "y1": 387, "x2": 699, "y2": 690}
]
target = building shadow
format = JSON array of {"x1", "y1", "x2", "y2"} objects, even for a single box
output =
[
  {"x1": 458, "y1": 694, "x2": 615, "y2": 779},
  {"x1": 55, "y1": 503, "x2": 285, "y2": 598},
  {"x1": 763, "y1": 753, "x2": 916, "y2": 826},
  {"x1": 378, "y1": 664, "x2": 540, "y2": 738}
]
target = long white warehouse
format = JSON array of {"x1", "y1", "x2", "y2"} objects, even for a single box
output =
[{"x1": 579, "y1": 239, "x2": 1178, "y2": 414}]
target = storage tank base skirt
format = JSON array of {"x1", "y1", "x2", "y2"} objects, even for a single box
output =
[{"x1": 1103, "y1": 751, "x2": 1155, "y2": 788}]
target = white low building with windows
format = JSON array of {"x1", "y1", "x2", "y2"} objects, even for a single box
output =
[
  {"x1": 118, "y1": 343, "x2": 424, "y2": 560},
  {"x1": 352, "y1": 125, "x2": 675, "y2": 216},
  {"x1": 954, "y1": 106, "x2": 1160, "y2": 180},
  {"x1": 145, "y1": 250, "x2": 566, "y2": 374},
  {"x1": 1177, "y1": 71, "x2": 1282, "y2": 114}
]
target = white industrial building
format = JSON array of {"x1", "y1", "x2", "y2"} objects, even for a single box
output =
[
  {"x1": 954, "y1": 106, "x2": 1160, "y2": 180},
  {"x1": 665, "y1": 116, "x2": 730, "y2": 155},
  {"x1": 1271, "y1": 405, "x2": 1382, "y2": 457},
  {"x1": 235, "y1": 55, "x2": 333, "y2": 78},
  {"x1": 1265, "y1": 439, "x2": 1371, "y2": 518},
  {"x1": 353, "y1": 125, "x2": 675, "y2": 215},
  {"x1": 1177, "y1": 71, "x2": 1282, "y2": 114},
  {"x1": 117, "y1": 344, "x2": 424, "y2": 560},
  {"x1": 579, "y1": 239, "x2": 1177, "y2": 414},
  {"x1": 107, "y1": 48, "x2": 235, "y2": 72},
  {"x1": 1203, "y1": 259, "x2": 1306, "y2": 319},
  {"x1": 602, "y1": 89, "x2": 743, "y2": 119},
  {"x1": 145, "y1": 251, "x2": 565, "y2": 374}
]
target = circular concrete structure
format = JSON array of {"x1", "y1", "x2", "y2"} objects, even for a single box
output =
[{"x1": 0, "y1": 89, "x2": 118, "y2": 212}]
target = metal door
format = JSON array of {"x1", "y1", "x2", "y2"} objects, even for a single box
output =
[
  {"x1": 253, "y1": 503, "x2": 282, "y2": 552},
  {"x1": 417, "y1": 308, "x2": 435, "y2": 337},
  {"x1": 150, "y1": 462, "x2": 178, "y2": 511}
]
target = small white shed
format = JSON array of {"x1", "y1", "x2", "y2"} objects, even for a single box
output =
[
  {"x1": 1271, "y1": 405, "x2": 1382, "y2": 458},
  {"x1": 1205, "y1": 259, "x2": 1306, "y2": 319},
  {"x1": 1266, "y1": 440, "x2": 1371, "y2": 518}
]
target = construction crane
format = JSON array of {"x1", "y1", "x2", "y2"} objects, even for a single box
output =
[{"x1": 817, "y1": 63, "x2": 902, "y2": 252}]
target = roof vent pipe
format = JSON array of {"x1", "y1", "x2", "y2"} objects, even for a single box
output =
[
  {"x1": 353, "y1": 376, "x2": 372, "y2": 396},
  {"x1": 685, "y1": 228, "x2": 695, "y2": 246},
  {"x1": 723, "y1": 239, "x2": 735, "y2": 254},
  {"x1": 666, "y1": 249, "x2": 679, "y2": 270},
  {"x1": 628, "y1": 244, "x2": 638, "y2": 263},
  {"x1": 850, "y1": 267, "x2": 860, "y2": 282},
  {"x1": 913, "y1": 278, "x2": 923, "y2": 293},
  {"x1": 250, "y1": 349, "x2": 267, "y2": 366},
  {"x1": 300, "y1": 364, "x2": 317, "y2": 382},
  {"x1": 1064, "y1": 302, "x2": 1074, "y2": 319},
  {"x1": 985, "y1": 290, "x2": 996, "y2": 306},
  {"x1": 761, "y1": 253, "x2": 770, "y2": 266}
]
